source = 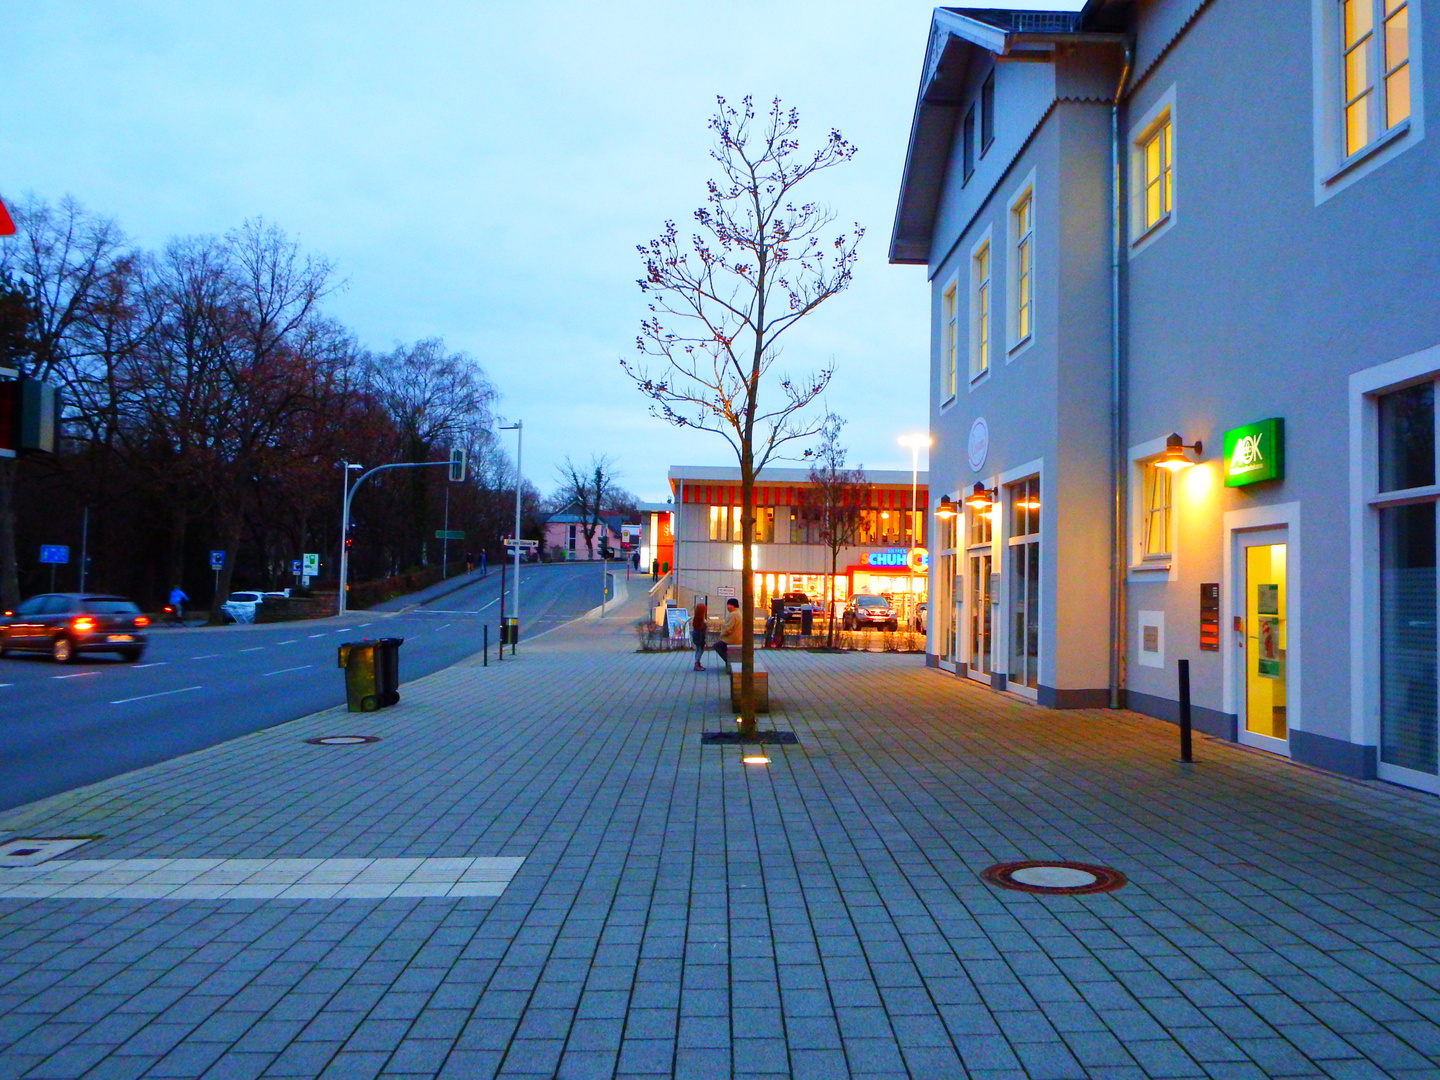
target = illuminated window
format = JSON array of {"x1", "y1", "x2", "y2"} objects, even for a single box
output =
[
  {"x1": 1343, "y1": 0, "x2": 1410, "y2": 157},
  {"x1": 1141, "y1": 462, "x2": 1173, "y2": 558},
  {"x1": 709, "y1": 506, "x2": 773, "y2": 542},
  {"x1": 1010, "y1": 187, "x2": 1034, "y2": 347},
  {"x1": 941, "y1": 281, "x2": 958, "y2": 400},
  {"x1": 1138, "y1": 115, "x2": 1172, "y2": 231},
  {"x1": 970, "y1": 239, "x2": 991, "y2": 381}
]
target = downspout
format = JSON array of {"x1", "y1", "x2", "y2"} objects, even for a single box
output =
[{"x1": 1108, "y1": 38, "x2": 1133, "y2": 710}]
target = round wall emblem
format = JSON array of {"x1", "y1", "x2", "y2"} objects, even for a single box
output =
[{"x1": 967, "y1": 417, "x2": 989, "y2": 473}]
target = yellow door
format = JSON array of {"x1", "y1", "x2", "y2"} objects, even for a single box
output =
[{"x1": 1244, "y1": 542, "x2": 1287, "y2": 740}]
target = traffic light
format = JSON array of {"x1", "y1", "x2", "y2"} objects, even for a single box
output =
[{"x1": 448, "y1": 447, "x2": 466, "y2": 482}]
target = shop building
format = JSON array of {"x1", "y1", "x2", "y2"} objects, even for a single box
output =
[
  {"x1": 666, "y1": 466, "x2": 929, "y2": 620},
  {"x1": 893, "y1": 2, "x2": 1440, "y2": 787}
]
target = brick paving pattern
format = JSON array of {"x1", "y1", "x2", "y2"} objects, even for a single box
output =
[{"x1": 2, "y1": 597, "x2": 1440, "y2": 1078}]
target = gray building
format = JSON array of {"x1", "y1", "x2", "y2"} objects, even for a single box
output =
[{"x1": 892, "y1": 2, "x2": 1440, "y2": 791}]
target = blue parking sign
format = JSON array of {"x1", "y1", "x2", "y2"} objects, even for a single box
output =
[
  {"x1": 209, "y1": 550, "x2": 225, "y2": 571},
  {"x1": 290, "y1": 559, "x2": 302, "y2": 575},
  {"x1": 39, "y1": 545, "x2": 69, "y2": 565}
]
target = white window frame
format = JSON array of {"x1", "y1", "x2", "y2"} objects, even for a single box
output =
[
  {"x1": 940, "y1": 276, "x2": 959, "y2": 404},
  {"x1": 995, "y1": 456, "x2": 1045, "y2": 696},
  {"x1": 1312, "y1": 0, "x2": 1426, "y2": 204},
  {"x1": 1128, "y1": 436, "x2": 1180, "y2": 580},
  {"x1": 1005, "y1": 170, "x2": 1037, "y2": 359},
  {"x1": 1349, "y1": 342, "x2": 1440, "y2": 792},
  {"x1": 1128, "y1": 85, "x2": 1179, "y2": 257},
  {"x1": 968, "y1": 227, "x2": 993, "y2": 386}
]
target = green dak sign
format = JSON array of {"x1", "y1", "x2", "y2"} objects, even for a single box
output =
[{"x1": 1223, "y1": 417, "x2": 1284, "y2": 487}]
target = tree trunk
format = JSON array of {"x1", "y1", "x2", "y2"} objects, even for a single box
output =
[
  {"x1": 168, "y1": 508, "x2": 187, "y2": 597},
  {"x1": 738, "y1": 456, "x2": 757, "y2": 738},
  {"x1": 829, "y1": 543, "x2": 839, "y2": 650},
  {"x1": 207, "y1": 502, "x2": 245, "y2": 625},
  {"x1": 0, "y1": 456, "x2": 18, "y2": 610}
]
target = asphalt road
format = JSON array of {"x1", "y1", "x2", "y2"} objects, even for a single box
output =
[{"x1": 0, "y1": 560, "x2": 626, "y2": 813}]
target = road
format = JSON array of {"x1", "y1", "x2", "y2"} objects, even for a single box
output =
[{"x1": 0, "y1": 560, "x2": 631, "y2": 813}]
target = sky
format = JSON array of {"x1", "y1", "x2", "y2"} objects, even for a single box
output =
[{"x1": 1, "y1": 1, "x2": 1082, "y2": 502}]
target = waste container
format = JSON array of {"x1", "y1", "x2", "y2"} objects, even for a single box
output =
[
  {"x1": 500, "y1": 617, "x2": 519, "y2": 646},
  {"x1": 337, "y1": 637, "x2": 404, "y2": 712},
  {"x1": 801, "y1": 606, "x2": 814, "y2": 637}
]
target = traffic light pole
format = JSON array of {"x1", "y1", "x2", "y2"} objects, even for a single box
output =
[
  {"x1": 338, "y1": 460, "x2": 452, "y2": 616},
  {"x1": 500, "y1": 421, "x2": 523, "y2": 647}
]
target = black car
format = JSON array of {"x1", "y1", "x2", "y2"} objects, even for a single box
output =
[
  {"x1": 842, "y1": 593, "x2": 898, "y2": 632},
  {"x1": 0, "y1": 593, "x2": 149, "y2": 663}
]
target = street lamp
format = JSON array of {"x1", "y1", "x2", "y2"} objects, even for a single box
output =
[
  {"x1": 897, "y1": 433, "x2": 932, "y2": 548},
  {"x1": 500, "y1": 421, "x2": 523, "y2": 644},
  {"x1": 337, "y1": 462, "x2": 364, "y2": 615}
]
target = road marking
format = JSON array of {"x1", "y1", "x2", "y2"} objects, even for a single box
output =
[
  {"x1": 438, "y1": 623, "x2": 452, "y2": 631},
  {"x1": 358, "y1": 622, "x2": 373, "y2": 628},
  {"x1": 53, "y1": 672, "x2": 99, "y2": 680},
  {"x1": 0, "y1": 683, "x2": 12, "y2": 689},
  {"x1": 132, "y1": 662, "x2": 167, "y2": 669},
  {"x1": 191, "y1": 654, "x2": 219, "y2": 660},
  {"x1": 307, "y1": 633, "x2": 326, "y2": 639},
  {"x1": 111, "y1": 685, "x2": 202, "y2": 705},
  {"x1": 276, "y1": 640, "x2": 297, "y2": 646},
  {"x1": 262, "y1": 664, "x2": 313, "y2": 677},
  {"x1": 333, "y1": 628, "x2": 352, "y2": 634},
  {"x1": 239, "y1": 646, "x2": 264, "y2": 653}
]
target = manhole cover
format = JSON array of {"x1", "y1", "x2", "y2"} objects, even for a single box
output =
[
  {"x1": 304, "y1": 735, "x2": 381, "y2": 746},
  {"x1": 981, "y1": 860, "x2": 1126, "y2": 895}
]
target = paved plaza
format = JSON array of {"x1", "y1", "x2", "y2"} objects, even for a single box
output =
[{"x1": 4, "y1": 597, "x2": 1440, "y2": 1079}]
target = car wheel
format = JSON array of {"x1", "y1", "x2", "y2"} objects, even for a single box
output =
[
  {"x1": 52, "y1": 636, "x2": 75, "y2": 664},
  {"x1": 885, "y1": 620, "x2": 898, "y2": 632},
  {"x1": 120, "y1": 648, "x2": 144, "y2": 663}
]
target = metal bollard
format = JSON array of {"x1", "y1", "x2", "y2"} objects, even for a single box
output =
[
  {"x1": 483, "y1": 623, "x2": 488, "y2": 667},
  {"x1": 1177, "y1": 658, "x2": 1194, "y2": 763}
]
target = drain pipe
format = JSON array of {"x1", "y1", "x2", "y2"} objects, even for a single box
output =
[{"x1": 1108, "y1": 38, "x2": 1134, "y2": 711}]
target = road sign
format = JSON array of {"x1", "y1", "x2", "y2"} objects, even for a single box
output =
[
  {"x1": 302, "y1": 552, "x2": 320, "y2": 575},
  {"x1": 435, "y1": 530, "x2": 465, "y2": 540},
  {"x1": 209, "y1": 550, "x2": 225, "y2": 571},
  {"x1": 718, "y1": 584, "x2": 736, "y2": 598},
  {"x1": 290, "y1": 560, "x2": 302, "y2": 575},
  {"x1": 39, "y1": 545, "x2": 68, "y2": 565},
  {"x1": 504, "y1": 538, "x2": 539, "y2": 548}
]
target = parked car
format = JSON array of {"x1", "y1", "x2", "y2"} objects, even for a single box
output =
[
  {"x1": 779, "y1": 591, "x2": 819, "y2": 622},
  {"x1": 0, "y1": 593, "x2": 149, "y2": 663},
  {"x1": 915, "y1": 602, "x2": 928, "y2": 633},
  {"x1": 842, "y1": 594, "x2": 898, "y2": 631},
  {"x1": 221, "y1": 591, "x2": 265, "y2": 624}
]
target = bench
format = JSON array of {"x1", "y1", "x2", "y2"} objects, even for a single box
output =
[{"x1": 724, "y1": 653, "x2": 770, "y2": 713}]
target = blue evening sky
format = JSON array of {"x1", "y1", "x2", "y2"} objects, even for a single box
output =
[{"x1": 1, "y1": 2, "x2": 1081, "y2": 501}]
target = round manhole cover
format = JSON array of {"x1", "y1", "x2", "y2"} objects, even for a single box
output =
[
  {"x1": 304, "y1": 735, "x2": 381, "y2": 746},
  {"x1": 981, "y1": 860, "x2": 1126, "y2": 895}
]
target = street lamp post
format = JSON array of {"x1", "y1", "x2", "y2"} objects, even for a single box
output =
[
  {"x1": 500, "y1": 422, "x2": 522, "y2": 645},
  {"x1": 898, "y1": 433, "x2": 933, "y2": 627}
]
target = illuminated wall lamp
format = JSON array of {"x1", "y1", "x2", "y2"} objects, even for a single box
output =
[
  {"x1": 964, "y1": 483, "x2": 996, "y2": 511},
  {"x1": 1156, "y1": 432, "x2": 1203, "y2": 470},
  {"x1": 934, "y1": 495, "x2": 957, "y2": 521}
]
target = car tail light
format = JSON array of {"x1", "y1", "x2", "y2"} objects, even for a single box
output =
[
  {"x1": 72, "y1": 617, "x2": 96, "y2": 633},
  {"x1": 134, "y1": 616, "x2": 150, "y2": 628}
]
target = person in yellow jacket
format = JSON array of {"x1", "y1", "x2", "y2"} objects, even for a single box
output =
[{"x1": 715, "y1": 597, "x2": 742, "y2": 665}]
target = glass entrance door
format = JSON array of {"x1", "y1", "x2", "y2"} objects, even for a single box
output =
[
  {"x1": 968, "y1": 552, "x2": 992, "y2": 677},
  {"x1": 1008, "y1": 477, "x2": 1041, "y2": 694},
  {"x1": 1239, "y1": 531, "x2": 1289, "y2": 749}
]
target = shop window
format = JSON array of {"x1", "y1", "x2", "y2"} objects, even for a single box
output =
[
  {"x1": 1379, "y1": 380, "x2": 1434, "y2": 491},
  {"x1": 1010, "y1": 476, "x2": 1041, "y2": 538},
  {"x1": 790, "y1": 506, "x2": 825, "y2": 545},
  {"x1": 968, "y1": 501, "x2": 993, "y2": 546},
  {"x1": 709, "y1": 506, "x2": 773, "y2": 542}
]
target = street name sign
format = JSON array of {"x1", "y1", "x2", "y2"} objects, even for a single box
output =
[
  {"x1": 39, "y1": 545, "x2": 68, "y2": 565},
  {"x1": 435, "y1": 530, "x2": 465, "y2": 540},
  {"x1": 504, "y1": 538, "x2": 539, "y2": 548}
]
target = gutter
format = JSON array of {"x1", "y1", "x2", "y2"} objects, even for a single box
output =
[{"x1": 1109, "y1": 38, "x2": 1134, "y2": 710}]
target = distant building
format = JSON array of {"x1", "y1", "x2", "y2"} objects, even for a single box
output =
[
  {"x1": 666, "y1": 466, "x2": 929, "y2": 621},
  {"x1": 542, "y1": 507, "x2": 630, "y2": 561},
  {"x1": 893, "y1": 4, "x2": 1440, "y2": 788}
]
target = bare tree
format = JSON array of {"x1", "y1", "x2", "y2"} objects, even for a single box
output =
[
  {"x1": 800, "y1": 416, "x2": 869, "y2": 648},
  {"x1": 553, "y1": 454, "x2": 621, "y2": 559},
  {"x1": 622, "y1": 95, "x2": 862, "y2": 735}
]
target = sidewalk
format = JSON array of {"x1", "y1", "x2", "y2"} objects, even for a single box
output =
[{"x1": 3, "y1": 597, "x2": 1440, "y2": 1079}]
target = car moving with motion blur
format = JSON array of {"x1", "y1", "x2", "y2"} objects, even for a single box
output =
[
  {"x1": 0, "y1": 594, "x2": 149, "y2": 663},
  {"x1": 841, "y1": 593, "x2": 899, "y2": 631}
]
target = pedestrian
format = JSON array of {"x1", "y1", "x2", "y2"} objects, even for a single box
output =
[
  {"x1": 632, "y1": 550, "x2": 640, "y2": 572},
  {"x1": 714, "y1": 597, "x2": 742, "y2": 665},
  {"x1": 168, "y1": 585, "x2": 188, "y2": 625},
  {"x1": 651, "y1": 558, "x2": 659, "y2": 581},
  {"x1": 691, "y1": 598, "x2": 708, "y2": 671}
]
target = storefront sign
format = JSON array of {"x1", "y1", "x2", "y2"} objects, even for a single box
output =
[
  {"x1": 907, "y1": 547, "x2": 928, "y2": 574},
  {"x1": 866, "y1": 550, "x2": 909, "y2": 568},
  {"x1": 1223, "y1": 418, "x2": 1284, "y2": 487}
]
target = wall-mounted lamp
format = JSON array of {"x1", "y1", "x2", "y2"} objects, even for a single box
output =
[
  {"x1": 935, "y1": 495, "x2": 958, "y2": 521},
  {"x1": 1156, "y1": 432, "x2": 1204, "y2": 470},
  {"x1": 964, "y1": 482, "x2": 996, "y2": 511}
]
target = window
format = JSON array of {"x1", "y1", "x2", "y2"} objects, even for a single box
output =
[
  {"x1": 709, "y1": 506, "x2": 773, "y2": 543},
  {"x1": 1140, "y1": 462, "x2": 1173, "y2": 558},
  {"x1": 941, "y1": 281, "x2": 958, "y2": 400},
  {"x1": 1138, "y1": 115, "x2": 1173, "y2": 231},
  {"x1": 970, "y1": 239, "x2": 991, "y2": 380},
  {"x1": 962, "y1": 106, "x2": 976, "y2": 182},
  {"x1": 790, "y1": 506, "x2": 824, "y2": 545},
  {"x1": 980, "y1": 71, "x2": 995, "y2": 152},
  {"x1": 856, "y1": 509, "x2": 914, "y2": 546},
  {"x1": 1010, "y1": 187, "x2": 1035, "y2": 347},
  {"x1": 1343, "y1": 0, "x2": 1411, "y2": 156}
]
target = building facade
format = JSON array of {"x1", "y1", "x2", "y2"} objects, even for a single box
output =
[
  {"x1": 893, "y1": 2, "x2": 1440, "y2": 786},
  {"x1": 667, "y1": 466, "x2": 929, "y2": 621}
]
